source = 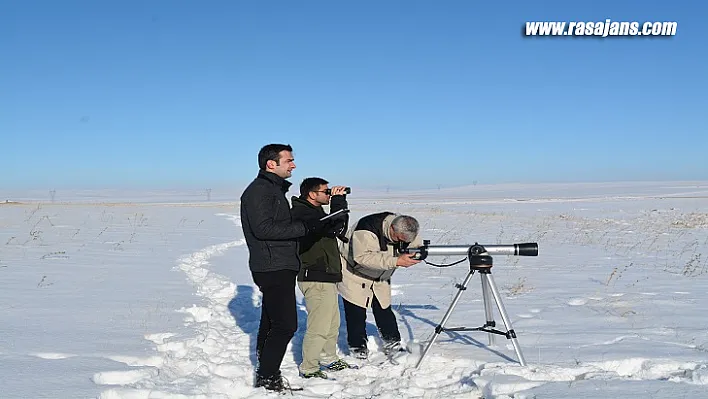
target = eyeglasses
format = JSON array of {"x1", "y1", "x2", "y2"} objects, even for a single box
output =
[{"x1": 313, "y1": 190, "x2": 331, "y2": 195}]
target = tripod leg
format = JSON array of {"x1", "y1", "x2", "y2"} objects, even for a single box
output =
[
  {"x1": 480, "y1": 274, "x2": 496, "y2": 347},
  {"x1": 415, "y1": 270, "x2": 475, "y2": 369},
  {"x1": 482, "y1": 273, "x2": 527, "y2": 366}
]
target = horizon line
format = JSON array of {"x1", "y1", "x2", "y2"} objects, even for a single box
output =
[{"x1": 2, "y1": 178, "x2": 707, "y2": 192}]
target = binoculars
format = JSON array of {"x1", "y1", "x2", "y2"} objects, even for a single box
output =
[{"x1": 324, "y1": 187, "x2": 351, "y2": 195}]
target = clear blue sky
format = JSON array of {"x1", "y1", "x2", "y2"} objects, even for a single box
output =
[{"x1": 2, "y1": 0, "x2": 706, "y2": 190}]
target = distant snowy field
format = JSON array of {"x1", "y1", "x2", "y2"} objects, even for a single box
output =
[{"x1": 1, "y1": 181, "x2": 707, "y2": 398}]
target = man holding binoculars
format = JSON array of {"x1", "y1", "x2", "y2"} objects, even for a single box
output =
[{"x1": 291, "y1": 178, "x2": 352, "y2": 379}]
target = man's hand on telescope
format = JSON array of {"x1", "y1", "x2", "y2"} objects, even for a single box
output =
[{"x1": 396, "y1": 254, "x2": 420, "y2": 268}]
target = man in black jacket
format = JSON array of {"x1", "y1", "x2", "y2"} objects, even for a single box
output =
[
  {"x1": 240, "y1": 144, "x2": 331, "y2": 392},
  {"x1": 291, "y1": 178, "x2": 352, "y2": 379}
]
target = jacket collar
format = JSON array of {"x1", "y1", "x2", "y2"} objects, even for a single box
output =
[
  {"x1": 382, "y1": 214, "x2": 396, "y2": 242},
  {"x1": 291, "y1": 195, "x2": 318, "y2": 208},
  {"x1": 257, "y1": 170, "x2": 292, "y2": 191}
]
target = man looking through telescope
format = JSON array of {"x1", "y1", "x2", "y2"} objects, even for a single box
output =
[{"x1": 337, "y1": 212, "x2": 422, "y2": 359}]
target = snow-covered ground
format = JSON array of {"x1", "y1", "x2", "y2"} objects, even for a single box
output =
[{"x1": 1, "y1": 181, "x2": 707, "y2": 398}]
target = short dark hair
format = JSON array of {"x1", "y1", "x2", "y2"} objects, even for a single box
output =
[
  {"x1": 300, "y1": 177, "x2": 329, "y2": 198},
  {"x1": 258, "y1": 144, "x2": 293, "y2": 170}
]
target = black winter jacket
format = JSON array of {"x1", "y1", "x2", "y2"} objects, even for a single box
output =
[
  {"x1": 291, "y1": 195, "x2": 348, "y2": 283},
  {"x1": 240, "y1": 170, "x2": 308, "y2": 273}
]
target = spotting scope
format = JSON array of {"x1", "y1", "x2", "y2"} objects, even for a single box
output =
[{"x1": 396, "y1": 241, "x2": 538, "y2": 261}]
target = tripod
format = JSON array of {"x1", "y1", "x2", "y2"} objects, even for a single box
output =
[{"x1": 414, "y1": 252, "x2": 527, "y2": 369}]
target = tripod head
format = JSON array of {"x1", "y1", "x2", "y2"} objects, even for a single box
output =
[{"x1": 393, "y1": 240, "x2": 538, "y2": 266}]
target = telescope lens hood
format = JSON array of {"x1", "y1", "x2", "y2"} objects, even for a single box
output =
[{"x1": 516, "y1": 243, "x2": 538, "y2": 256}]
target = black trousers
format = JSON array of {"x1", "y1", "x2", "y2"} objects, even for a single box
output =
[
  {"x1": 251, "y1": 269, "x2": 298, "y2": 378},
  {"x1": 342, "y1": 294, "x2": 401, "y2": 349}
]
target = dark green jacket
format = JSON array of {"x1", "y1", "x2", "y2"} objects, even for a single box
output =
[{"x1": 290, "y1": 195, "x2": 348, "y2": 283}]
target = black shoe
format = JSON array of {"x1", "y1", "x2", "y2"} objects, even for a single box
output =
[
  {"x1": 255, "y1": 371, "x2": 288, "y2": 392},
  {"x1": 350, "y1": 346, "x2": 369, "y2": 359}
]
